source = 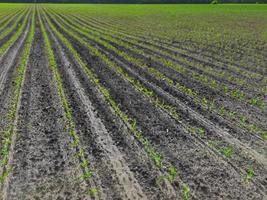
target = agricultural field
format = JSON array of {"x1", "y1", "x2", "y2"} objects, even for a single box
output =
[{"x1": 0, "y1": 3, "x2": 266, "y2": 200}]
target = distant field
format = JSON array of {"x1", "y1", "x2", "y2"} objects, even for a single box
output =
[{"x1": 0, "y1": 3, "x2": 266, "y2": 199}]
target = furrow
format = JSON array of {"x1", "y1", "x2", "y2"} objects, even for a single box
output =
[
  {"x1": 67, "y1": 12, "x2": 266, "y2": 91},
  {"x1": 0, "y1": 11, "x2": 30, "y2": 95},
  {"x1": 73, "y1": 14, "x2": 267, "y2": 78},
  {"x1": 41, "y1": 8, "x2": 193, "y2": 200},
  {"x1": 42, "y1": 8, "x2": 266, "y2": 200},
  {"x1": 46, "y1": 9, "x2": 267, "y2": 144},
  {"x1": 47, "y1": 22, "x2": 150, "y2": 200},
  {"x1": 0, "y1": 8, "x2": 34, "y2": 199},
  {"x1": 47, "y1": 9, "x2": 267, "y2": 131},
  {"x1": 44, "y1": 15, "x2": 183, "y2": 200}
]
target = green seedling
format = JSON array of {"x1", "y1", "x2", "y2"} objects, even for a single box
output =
[
  {"x1": 202, "y1": 97, "x2": 208, "y2": 106},
  {"x1": 260, "y1": 131, "x2": 267, "y2": 140},
  {"x1": 240, "y1": 116, "x2": 247, "y2": 125},
  {"x1": 131, "y1": 118, "x2": 137, "y2": 131},
  {"x1": 221, "y1": 146, "x2": 234, "y2": 158},
  {"x1": 0, "y1": 166, "x2": 12, "y2": 183},
  {"x1": 152, "y1": 152, "x2": 163, "y2": 168},
  {"x1": 228, "y1": 111, "x2": 236, "y2": 119},
  {"x1": 211, "y1": 80, "x2": 218, "y2": 88},
  {"x1": 259, "y1": 101, "x2": 265, "y2": 109},
  {"x1": 219, "y1": 106, "x2": 225, "y2": 115},
  {"x1": 249, "y1": 97, "x2": 259, "y2": 106},
  {"x1": 192, "y1": 127, "x2": 205, "y2": 137},
  {"x1": 166, "y1": 165, "x2": 177, "y2": 183},
  {"x1": 208, "y1": 100, "x2": 216, "y2": 110},
  {"x1": 245, "y1": 167, "x2": 255, "y2": 182},
  {"x1": 88, "y1": 187, "x2": 98, "y2": 197},
  {"x1": 181, "y1": 184, "x2": 190, "y2": 200},
  {"x1": 158, "y1": 165, "x2": 178, "y2": 183},
  {"x1": 232, "y1": 89, "x2": 245, "y2": 100}
]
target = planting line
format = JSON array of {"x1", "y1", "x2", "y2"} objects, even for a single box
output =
[
  {"x1": 44, "y1": 8, "x2": 267, "y2": 194},
  {"x1": 50, "y1": 10, "x2": 267, "y2": 140},
  {"x1": 0, "y1": 9, "x2": 34, "y2": 199},
  {"x1": 42, "y1": 8, "x2": 193, "y2": 200},
  {"x1": 48, "y1": 23, "x2": 150, "y2": 199},
  {"x1": 0, "y1": 11, "x2": 31, "y2": 95},
  {"x1": 37, "y1": 7, "x2": 103, "y2": 199}
]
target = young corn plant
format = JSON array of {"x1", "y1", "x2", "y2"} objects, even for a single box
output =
[
  {"x1": 249, "y1": 96, "x2": 259, "y2": 107},
  {"x1": 221, "y1": 146, "x2": 234, "y2": 158},
  {"x1": 181, "y1": 184, "x2": 191, "y2": 200},
  {"x1": 41, "y1": 10, "x2": 187, "y2": 197},
  {"x1": 192, "y1": 127, "x2": 205, "y2": 137},
  {"x1": 158, "y1": 164, "x2": 177, "y2": 184},
  {"x1": 166, "y1": 165, "x2": 177, "y2": 183},
  {"x1": 245, "y1": 167, "x2": 255, "y2": 183},
  {"x1": 88, "y1": 187, "x2": 98, "y2": 197}
]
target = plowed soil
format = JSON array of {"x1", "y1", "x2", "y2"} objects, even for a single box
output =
[{"x1": 0, "y1": 4, "x2": 266, "y2": 200}]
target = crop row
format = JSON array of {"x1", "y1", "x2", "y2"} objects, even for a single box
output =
[
  {"x1": 62, "y1": 8, "x2": 267, "y2": 78},
  {"x1": 89, "y1": 12, "x2": 267, "y2": 75},
  {"x1": 67, "y1": 12, "x2": 267, "y2": 96},
  {"x1": 51, "y1": 9, "x2": 266, "y2": 110},
  {"x1": 42, "y1": 6, "x2": 267, "y2": 198},
  {"x1": 0, "y1": 9, "x2": 29, "y2": 57},
  {"x1": 0, "y1": 4, "x2": 265, "y2": 199},
  {"x1": 56, "y1": 12, "x2": 265, "y2": 141},
  {"x1": 37, "y1": 7, "x2": 99, "y2": 196},
  {"x1": 45, "y1": 7, "x2": 267, "y2": 142},
  {"x1": 40, "y1": 7, "x2": 196, "y2": 199},
  {"x1": 0, "y1": 7, "x2": 34, "y2": 195},
  {"x1": 48, "y1": 8, "x2": 267, "y2": 111}
]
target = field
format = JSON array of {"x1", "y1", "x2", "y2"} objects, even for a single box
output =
[{"x1": 0, "y1": 3, "x2": 266, "y2": 199}]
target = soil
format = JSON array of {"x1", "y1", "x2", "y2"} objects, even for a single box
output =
[
  {"x1": 2, "y1": 16, "x2": 88, "y2": 200},
  {"x1": 45, "y1": 12, "x2": 266, "y2": 200},
  {"x1": 0, "y1": 6, "x2": 266, "y2": 200}
]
